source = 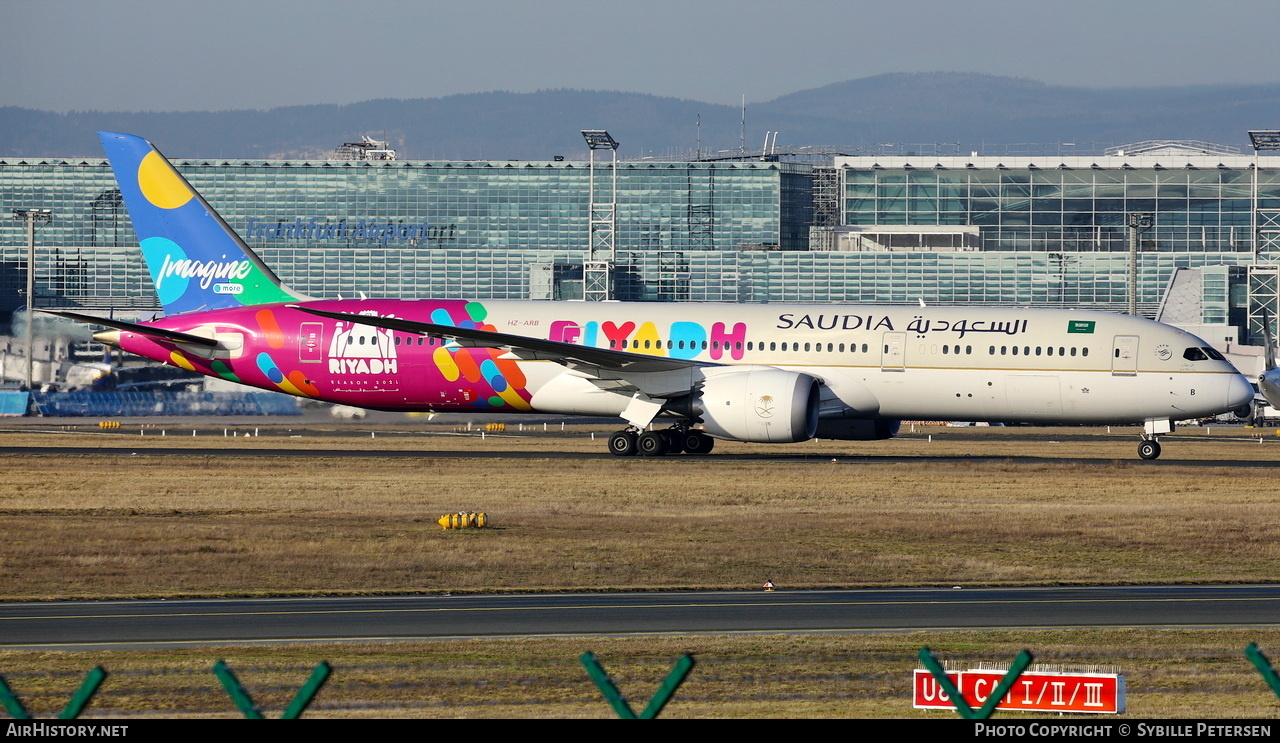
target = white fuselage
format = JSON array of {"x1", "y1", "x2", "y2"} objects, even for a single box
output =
[{"x1": 466, "y1": 301, "x2": 1252, "y2": 425}]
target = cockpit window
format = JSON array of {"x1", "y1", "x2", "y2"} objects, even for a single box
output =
[
  {"x1": 1203, "y1": 347, "x2": 1225, "y2": 361},
  {"x1": 1183, "y1": 347, "x2": 1208, "y2": 361}
]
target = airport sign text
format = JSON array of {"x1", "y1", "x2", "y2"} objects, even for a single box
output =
[{"x1": 913, "y1": 669, "x2": 1125, "y2": 714}]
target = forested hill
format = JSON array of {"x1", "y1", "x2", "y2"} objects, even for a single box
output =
[{"x1": 3, "y1": 73, "x2": 1278, "y2": 160}]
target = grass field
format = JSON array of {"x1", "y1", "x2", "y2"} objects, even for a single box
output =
[
  {"x1": 2, "y1": 422, "x2": 1279, "y2": 718},
  {"x1": 3, "y1": 631, "x2": 1280, "y2": 718},
  {"x1": 2, "y1": 423, "x2": 1279, "y2": 597}
]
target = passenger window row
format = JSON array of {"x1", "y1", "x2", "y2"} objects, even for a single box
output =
[
  {"x1": 990, "y1": 345, "x2": 1089, "y2": 357},
  {"x1": 604, "y1": 339, "x2": 875, "y2": 353},
  {"x1": 393, "y1": 335, "x2": 442, "y2": 346}
]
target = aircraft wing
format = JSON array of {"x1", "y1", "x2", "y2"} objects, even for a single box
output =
[
  {"x1": 38, "y1": 309, "x2": 219, "y2": 348},
  {"x1": 288, "y1": 305, "x2": 717, "y2": 377}
]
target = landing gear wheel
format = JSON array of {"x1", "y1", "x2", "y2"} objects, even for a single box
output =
[
  {"x1": 637, "y1": 430, "x2": 669, "y2": 456},
  {"x1": 1138, "y1": 440, "x2": 1161, "y2": 460},
  {"x1": 660, "y1": 429, "x2": 684, "y2": 454},
  {"x1": 608, "y1": 430, "x2": 638, "y2": 456},
  {"x1": 683, "y1": 431, "x2": 715, "y2": 455}
]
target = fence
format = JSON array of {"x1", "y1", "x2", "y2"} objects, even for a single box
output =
[
  {"x1": 4, "y1": 644, "x2": 1280, "y2": 719},
  {"x1": 26, "y1": 390, "x2": 301, "y2": 417}
]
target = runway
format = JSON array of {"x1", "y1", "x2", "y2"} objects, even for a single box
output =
[
  {"x1": 4, "y1": 419, "x2": 1279, "y2": 467},
  {"x1": 2, "y1": 444, "x2": 1278, "y2": 469},
  {"x1": 5, "y1": 585, "x2": 1280, "y2": 651}
]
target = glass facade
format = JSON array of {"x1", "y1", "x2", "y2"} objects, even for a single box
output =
[
  {"x1": 4, "y1": 143, "x2": 1280, "y2": 327},
  {"x1": 0, "y1": 157, "x2": 812, "y2": 312},
  {"x1": 834, "y1": 147, "x2": 1280, "y2": 317},
  {"x1": 841, "y1": 157, "x2": 1280, "y2": 252}
]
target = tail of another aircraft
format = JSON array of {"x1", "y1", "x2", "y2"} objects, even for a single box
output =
[{"x1": 98, "y1": 131, "x2": 310, "y2": 315}]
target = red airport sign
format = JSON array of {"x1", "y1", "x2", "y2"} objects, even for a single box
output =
[{"x1": 914, "y1": 669, "x2": 1125, "y2": 714}]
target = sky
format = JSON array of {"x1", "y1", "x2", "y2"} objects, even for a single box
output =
[{"x1": 4, "y1": 0, "x2": 1279, "y2": 113}]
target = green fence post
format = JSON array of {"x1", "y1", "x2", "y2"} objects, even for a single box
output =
[
  {"x1": 638, "y1": 654, "x2": 696, "y2": 719},
  {"x1": 282, "y1": 663, "x2": 332, "y2": 720},
  {"x1": 214, "y1": 660, "x2": 332, "y2": 719},
  {"x1": 581, "y1": 652, "x2": 697, "y2": 719},
  {"x1": 1, "y1": 667, "x2": 107, "y2": 720},
  {"x1": 0, "y1": 673, "x2": 30, "y2": 720},
  {"x1": 581, "y1": 652, "x2": 637, "y2": 719},
  {"x1": 212, "y1": 660, "x2": 264, "y2": 719},
  {"x1": 918, "y1": 646, "x2": 1034, "y2": 719},
  {"x1": 1245, "y1": 643, "x2": 1280, "y2": 700},
  {"x1": 59, "y1": 666, "x2": 107, "y2": 720}
]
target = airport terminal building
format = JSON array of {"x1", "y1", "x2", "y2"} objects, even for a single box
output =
[
  {"x1": 0, "y1": 153, "x2": 815, "y2": 311},
  {"x1": 830, "y1": 139, "x2": 1280, "y2": 346},
  {"x1": 4, "y1": 137, "x2": 1280, "y2": 350}
]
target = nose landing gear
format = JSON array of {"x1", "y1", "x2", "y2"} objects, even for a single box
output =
[{"x1": 1138, "y1": 418, "x2": 1171, "y2": 460}]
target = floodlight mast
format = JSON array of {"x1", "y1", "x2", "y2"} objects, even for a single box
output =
[
  {"x1": 581, "y1": 130, "x2": 619, "y2": 151},
  {"x1": 11, "y1": 208, "x2": 53, "y2": 389},
  {"x1": 1249, "y1": 131, "x2": 1280, "y2": 256},
  {"x1": 1127, "y1": 212, "x2": 1153, "y2": 316},
  {"x1": 581, "y1": 130, "x2": 619, "y2": 301},
  {"x1": 1248, "y1": 131, "x2": 1280, "y2": 344}
]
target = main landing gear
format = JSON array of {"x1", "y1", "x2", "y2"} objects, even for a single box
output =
[{"x1": 608, "y1": 426, "x2": 714, "y2": 457}]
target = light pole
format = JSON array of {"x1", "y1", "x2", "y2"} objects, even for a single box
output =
[
  {"x1": 1247, "y1": 132, "x2": 1280, "y2": 344},
  {"x1": 12, "y1": 208, "x2": 53, "y2": 389},
  {"x1": 1248, "y1": 130, "x2": 1280, "y2": 255},
  {"x1": 1127, "y1": 212, "x2": 1153, "y2": 316},
  {"x1": 581, "y1": 130, "x2": 619, "y2": 301}
]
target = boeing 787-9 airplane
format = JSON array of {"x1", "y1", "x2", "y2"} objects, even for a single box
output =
[{"x1": 45, "y1": 133, "x2": 1256, "y2": 460}]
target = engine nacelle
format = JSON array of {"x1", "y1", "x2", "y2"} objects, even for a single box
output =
[
  {"x1": 1261, "y1": 368, "x2": 1280, "y2": 409},
  {"x1": 694, "y1": 367, "x2": 820, "y2": 443},
  {"x1": 814, "y1": 418, "x2": 900, "y2": 441}
]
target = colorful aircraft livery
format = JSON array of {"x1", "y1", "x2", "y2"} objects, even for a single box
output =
[
  {"x1": 55, "y1": 132, "x2": 1256, "y2": 460},
  {"x1": 98, "y1": 132, "x2": 305, "y2": 314}
]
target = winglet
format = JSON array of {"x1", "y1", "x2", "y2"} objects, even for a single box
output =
[{"x1": 97, "y1": 132, "x2": 310, "y2": 315}]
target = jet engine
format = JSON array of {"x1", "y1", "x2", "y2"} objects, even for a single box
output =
[{"x1": 690, "y1": 367, "x2": 820, "y2": 443}]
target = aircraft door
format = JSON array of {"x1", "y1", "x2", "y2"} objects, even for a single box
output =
[
  {"x1": 881, "y1": 332, "x2": 906, "y2": 371},
  {"x1": 1112, "y1": 335, "x2": 1139, "y2": 376},
  {"x1": 299, "y1": 322, "x2": 324, "y2": 363}
]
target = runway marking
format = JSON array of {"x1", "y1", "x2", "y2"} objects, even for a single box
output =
[{"x1": 12, "y1": 623, "x2": 1280, "y2": 651}]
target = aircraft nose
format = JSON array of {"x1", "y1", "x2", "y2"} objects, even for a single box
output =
[{"x1": 1227, "y1": 372, "x2": 1255, "y2": 410}]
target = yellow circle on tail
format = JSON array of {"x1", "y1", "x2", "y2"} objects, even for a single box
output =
[{"x1": 137, "y1": 151, "x2": 194, "y2": 209}]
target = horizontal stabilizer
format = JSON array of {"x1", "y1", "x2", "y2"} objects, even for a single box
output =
[{"x1": 38, "y1": 310, "x2": 219, "y2": 348}]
